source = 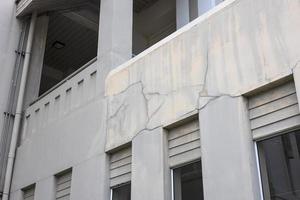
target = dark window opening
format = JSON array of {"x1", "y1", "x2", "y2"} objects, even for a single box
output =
[
  {"x1": 112, "y1": 183, "x2": 131, "y2": 200},
  {"x1": 132, "y1": 0, "x2": 176, "y2": 56},
  {"x1": 39, "y1": 3, "x2": 99, "y2": 95},
  {"x1": 258, "y1": 130, "x2": 300, "y2": 200},
  {"x1": 173, "y1": 161, "x2": 204, "y2": 200},
  {"x1": 22, "y1": 184, "x2": 35, "y2": 200}
]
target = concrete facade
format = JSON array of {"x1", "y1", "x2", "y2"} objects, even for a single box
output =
[
  {"x1": 0, "y1": 0, "x2": 23, "y2": 194},
  {"x1": 0, "y1": 0, "x2": 299, "y2": 199}
]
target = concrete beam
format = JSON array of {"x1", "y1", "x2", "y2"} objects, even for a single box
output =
[{"x1": 63, "y1": 12, "x2": 98, "y2": 32}]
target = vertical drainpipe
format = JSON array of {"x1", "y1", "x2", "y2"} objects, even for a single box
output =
[{"x1": 2, "y1": 11, "x2": 37, "y2": 200}]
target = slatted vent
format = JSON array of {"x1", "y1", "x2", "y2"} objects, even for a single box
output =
[
  {"x1": 249, "y1": 81, "x2": 300, "y2": 139},
  {"x1": 56, "y1": 170, "x2": 72, "y2": 200},
  {"x1": 110, "y1": 146, "x2": 132, "y2": 188},
  {"x1": 23, "y1": 185, "x2": 35, "y2": 200},
  {"x1": 168, "y1": 119, "x2": 200, "y2": 167}
]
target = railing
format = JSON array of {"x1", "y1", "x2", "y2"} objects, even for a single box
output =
[{"x1": 21, "y1": 58, "x2": 99, "y2": 142}]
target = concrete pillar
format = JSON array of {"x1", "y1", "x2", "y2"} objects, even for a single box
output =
[
  {"x1": 24, "y1": 15, "x2": 49, "y2": 108},
  {"x1": 98, "y1": 0, "x2": 133, "y2": 70},
  {"x1": 176, "y1": 0, "x2": 190, "y2": 29},
  {"x1": 176, "y1": 0, "x2": 214, "y2": 29},
  {"x1": 70, "y1": 155, "x2": 109, "y2": 200},
  {"x1": 131, "y1": 128, "x2": 171, "y2": 200},
  {"x1": 197, "y1": 0, "x2": 214, "y2": 16},
  {"x1": 199, "y1": 96, "x2": 261, "y2": 200},
  {"x1": 35, "y1": 176, "x2": 56, "y2": 200}
]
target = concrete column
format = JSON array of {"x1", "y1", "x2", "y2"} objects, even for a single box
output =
[
  {"x1": 70, "y1": 154, "x2": 109, "y2": 200},
  {"x1": 197, "y1": 0, "x2": 214, "y2": 16},
  {"x1": 199, "y1": 96, "x2": 261, "y2": 200},
  {"x1": 24, "y1": 15, "x2": 49, "y2": 108},
  {"x1": 35, "y1": 176, "x2": 56, "y2": 200},
  {"x1": 98, "y1": 0, "x2": 133, "y2": 70},
  {"x1": 176, "y1": 0, "x2": 214, "y2": 29},
  {"x1": 131, "y1": 128, "x2": 171, "y2": 200},
  {"x1": 176, "y1": 0, "x2": 190, "y2": 29}
]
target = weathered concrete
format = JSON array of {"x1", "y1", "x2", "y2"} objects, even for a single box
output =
[
  {"x1": 34, "y1": 177, "x2": 55, "y2": 200},
  {"x1": 105, "y1": 0, "x2": 300, "y2": 150},
  {"x1": 199, "y1": 96, "x2": 260, "y2": 200},
  {"x1": 131, "y1": 128, "x2": 171, "y2": 200},
  {"x1": 71, "y1": 154, "x2": 109, "y2": 200},
  {"x1": 98, "y1": 0, "x2": 133, "y2": 69},
  {"x1": 7, "y1": 0, "x2": 300, "y2": 199},
  {"x1": 11, "y1": 98, "x2": 111, "y2": 199}
]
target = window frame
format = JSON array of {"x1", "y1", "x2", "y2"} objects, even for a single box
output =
[
  {"x1": 254, "y1": 142, "x2": 265, "y2": 200},
  {"x1": 170, "y1": 159, "x2": 202, "y2": 200},
  {"x1": 22, "y1": 183, "x2": 36, "y2": 200},
  {"x1": 110, "y1": 182, "x2": 131, "y2": 200},
  {"x1": 255, "y1": 127, "x2": 300, "y2": 200}
]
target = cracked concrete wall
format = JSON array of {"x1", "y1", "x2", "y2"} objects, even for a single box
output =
[
  {"x1": 8, "y1": 0, "x2": 300, "y2": 199},
  {"x1": 105, "y1": 0, "x2": 300, "y2": 150}
]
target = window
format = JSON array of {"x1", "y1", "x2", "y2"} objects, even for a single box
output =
[
  {"x1": 111, "y1": 183, "x2": 131, "y2": 200},
  {"x1": 172, "y1": 161, "x2": 204, "y2": 200},
  {"x1": 258, "y1": 130, "x2": 300, "y2": 200},
  {"x1": 22, "y1": 185, "x2": 35, "y2": 200},
  {"x1": 167, "y1": 119, "x2": 200, "y2": 168},
  {"x1": 55, "y1": 169, "x2": 72, "y2": 200},
  {"x1": 109, "y1": 146, "x2": 132, "y2": 200},
  {"x1": 109, "y1": 146, "x2": 132, "y2": 187}
]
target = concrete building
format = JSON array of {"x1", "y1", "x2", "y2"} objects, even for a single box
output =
[{"x1": 0, "y1": 0, "x2": 299, "y2": 199}]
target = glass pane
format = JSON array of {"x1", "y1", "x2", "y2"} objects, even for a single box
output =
[
  {"x1": 258, "y1": 131, "x2": 300, "y2": 200},
  {"x1": 173, "y1": 161, "x2": 204, "y2": 200},
  {"x1": 112, "y1": 184, "x2": 131, "y2": 200}
]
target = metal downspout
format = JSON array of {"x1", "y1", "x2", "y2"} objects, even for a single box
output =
[{"x1": 2, "y1": 11, "x2": 37, "y2": 200}]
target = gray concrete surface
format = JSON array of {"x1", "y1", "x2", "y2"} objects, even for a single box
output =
[
  {"x1": 131, "y1": 128, "x2": 171, "y2": 200},
  {"x1": 199, "y1": 96, "x2": 260, "y2": 199},
  {"x1": 0, "y1": 0, "x2": 23, "y2": 194},
  {"x1": 5, "y1": 0, "x2": 300, "y2": 199}
]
